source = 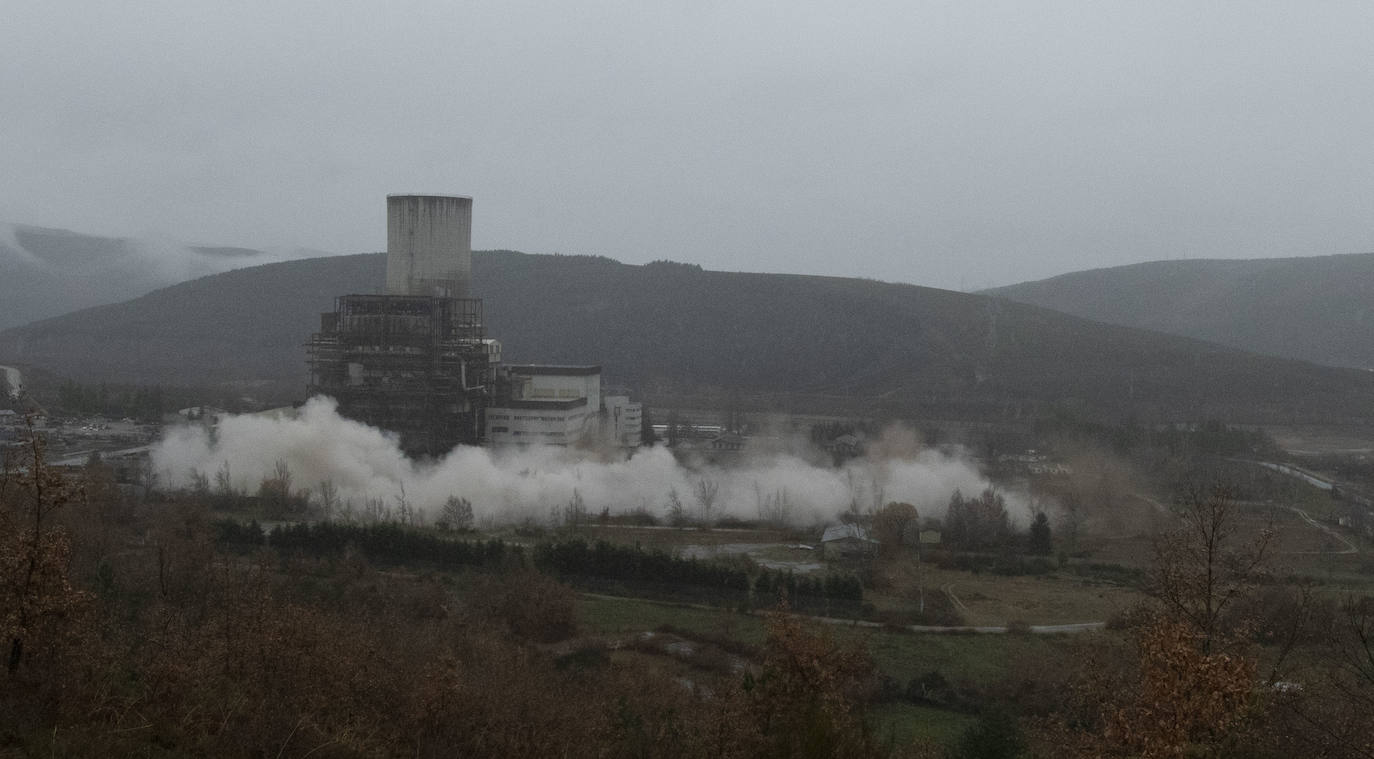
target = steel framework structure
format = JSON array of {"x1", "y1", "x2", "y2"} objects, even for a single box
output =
[{"x1": 308, "y1": 294, "x2": 490, "y2": 457}]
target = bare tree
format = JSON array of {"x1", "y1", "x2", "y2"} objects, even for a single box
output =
[
  {"x1": 1, "y1": 419, "x2": 86, "y2": 674},
  {"x1": 1042, "y1": 482, "x2": 1276, "y2": 757},
  {"x1": 189, "y1": 468, "x2": 211, "y2": 499},
  {"x1": 758, "y1": 486, "x2": 793, "y2": 528},
  {"x1": 1299, "y1": 596, "x2": 1374, "y2": 757},
  {"x1": 1151, "y1": 483, "x2": 1273, "y2": 652},
  {"x1": 844, "y1": 470, "x2": 863, "y2": 517},
  {"x1": 665, "y1": 487, "x2": 687, "y2": 526},
  {"x1": 363, "y1": 496, "x2": 388, "y2": 523},
  {"x1": 138, "y1": 456, "x2": 158, "y2": 502},
  {"x1": 317, "y1": 479, "x2": 338, "y2": 520},
  {"x1": 272, "y1": 460, "x2": 292, "y2": 497},
  {"x1": 872, "y1": 501, "x2": 919, "y2": 557},
  {"x1": 394, "y1": 483, "x2": 414, "y2": 526},
  {"x1": 1059, "y1": 490, "x2": 1083, "y2": 553},
  {"x1": 869, "y1": 474, "x2": 884, "y2": 515},
  {"x1": 213, "y1": 460, "x2": 234, "y2": 498},
  {"x1": 694, "y1": 478, "x2": 720, "y2": 527},
  {"x1": 258, "y1": 459, "x2": 294, "y2": 516},
  {"x1": 439, "y1": 496, "x2": 474, "y2": 531},
  {"x1": 562, "y1": 489, "x2": 587, "y2": 528}
]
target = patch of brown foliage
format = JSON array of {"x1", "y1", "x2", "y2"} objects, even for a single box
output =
[
  {"x1": 1, "y1": 426, "x2": 89, "y2": 678},
  {"x1": 1105, "y1": 616, "x2": 1257, "y2": 757}
]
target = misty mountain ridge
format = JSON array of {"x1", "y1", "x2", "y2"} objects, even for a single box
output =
[
  {"x1": 3, "y1": 249, "x2": 1373, "y2": 426},
  {"x1": 987, "y1": 253, "x2": 1374, "y2": 370},
  {"x1": 0, "y1": 223, "x2": 324, "y2": 330}
]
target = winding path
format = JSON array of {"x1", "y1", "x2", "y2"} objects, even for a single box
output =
[
  {"x1": 1234, "y1": 459, "x2": 1362, "y2": 555},
  {"x1": 1281, "y1": 505, "x2": 1358, "y2": 555},
  {"x1": 582, "y1": 590, "x2": 1106, "y2": 635}
]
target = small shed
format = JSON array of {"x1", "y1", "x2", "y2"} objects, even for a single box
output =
[{"x1": 821, "y1": 524, "x2": 877, "y2": 557}]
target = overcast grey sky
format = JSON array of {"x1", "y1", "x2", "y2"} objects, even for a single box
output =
[{"x1": 3, "y1": 1, "x2": 1372, "y2": 290}]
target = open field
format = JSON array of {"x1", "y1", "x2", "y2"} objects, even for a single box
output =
[
  {"x1": 1084, "y1": 500, "x2": 1372, "y2": 567},
  {"x1": 578, "y1": 595, "x2": 770, "y2": 647},
  {"x1": 577, "y1": 595, "x2": 1077, "y2": 688},
  {"x1": 875, "y1": 563, "x2": 1142, "y2": 628},
  {"x1": 1267, "y1": 425, "x2": 1374, "y2": 455},
  {"x1": 870, "y1": 703, "x2": 978, "y2": 750}
]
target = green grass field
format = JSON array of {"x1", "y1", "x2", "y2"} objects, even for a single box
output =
[{"x1": 869, "y1": 702, "x2": 977, "y2": 750}]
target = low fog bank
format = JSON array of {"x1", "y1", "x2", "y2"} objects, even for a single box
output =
[
  {"x1": 127, "y1": 235, "x2": 287, "y2": 285},
  {"x1": 153, "y1": 397, "x2": 1013, "y2": 527},
  {"x1": 0, "y1": 222, "x2": 292, "y2": 280}
]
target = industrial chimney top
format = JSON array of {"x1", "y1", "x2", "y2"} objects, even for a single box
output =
[{"x1": 385, "y1": 194, "x2": 473, "y2": 298}]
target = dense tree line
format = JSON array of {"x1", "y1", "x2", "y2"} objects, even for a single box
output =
[
  {"x1": 534, "y1": 538, "x2": 748, "y2": 592},
  {"x1": 943, "y1": 488, "x2": 1014, "y2": 552},
  {"x1": 56, "y1": 380, "x2": 168, "y2": 419},
  {"x1": 533, "y1": 538, "x2": 864, "y2": 607},
  {"x1": 215, "y1": 519, "x2": 520, "y2": 570},
  {"x1": 49, "y1": 379, "x2": 266, "y2": 420},
  {"x1": 214, "y1": 526, "x2": 865, "y2": 610}
]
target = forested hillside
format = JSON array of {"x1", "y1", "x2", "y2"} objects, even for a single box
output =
[
  {"x1": 3, "y1": 251, "x2": 1373, "y2": 424},
  {"x1": 988, "y1": 253, "x2": 1374, "y2": 370}
]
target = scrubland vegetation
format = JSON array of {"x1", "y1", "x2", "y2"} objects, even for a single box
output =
[{"x1": 6, "y1": 419, "x2": 1374, "y2": 758}]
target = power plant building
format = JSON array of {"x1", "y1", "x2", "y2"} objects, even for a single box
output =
[
  {"x1": 486, "y1": 365, "x2": 600, "y2": 446},
  {"x1": 604, "y1": 395, "x2": 643, "y2": 448},
  {"x1": 308, "y1": 194, "x2": 641, "y2": 456},
  {"x1": 308, "y1": 195, "x2": 492, "y2": 457}
]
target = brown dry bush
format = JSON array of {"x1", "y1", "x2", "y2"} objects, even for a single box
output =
[
  {"x1": 1030, "y1": 482, "x2": 1273, "y2": 758},
  {"x1": 1, "y1": 429, "x2": 90, "y2": 683},
  {"x1": 1106, "y1": 616, "x2": 1258, "y2": 758},
  {"x1": 468, "y1": 568, "x2": 578, "y2": 643},
  {"x1": 742, "y1": 611, "x2": 886, "y2": 759}
]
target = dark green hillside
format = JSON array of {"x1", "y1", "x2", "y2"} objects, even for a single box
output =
[
  {"x1": 477, "y1": 256, "x2": 1374, "y2": 423},
  {"x1": 2, "y1": 251, "x2": 1373, "y2": 424},
  {"x1": 987, "y1": 253, "x2": 1374, "y2": 370},
  {"x1": 0, "y1": 252, "x2": 385, "y2": 388}
]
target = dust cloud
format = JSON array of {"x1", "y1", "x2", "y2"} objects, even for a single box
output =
[{"x1": 153, "y1": 397, "x2": 1003, "y2": 526}]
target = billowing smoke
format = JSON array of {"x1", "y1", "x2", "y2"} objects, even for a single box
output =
[{"x1": 153, "y1": 397, "x2": 1007, "y2": 526}]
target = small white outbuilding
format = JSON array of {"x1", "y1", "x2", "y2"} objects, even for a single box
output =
[{"x1": 820, "y1": 524, "x2": 877, "y2": 557}]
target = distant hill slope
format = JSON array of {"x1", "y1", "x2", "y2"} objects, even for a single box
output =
[
  {"x1": 0, "y1": 223, "x2": 291, "y2": 330},
  {"x1": 2, "y1": 251, "x2": 1372, "y2": 424},
  {"x1": 986, "y1": 253, "x2": 1374, "y2": 370}
]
